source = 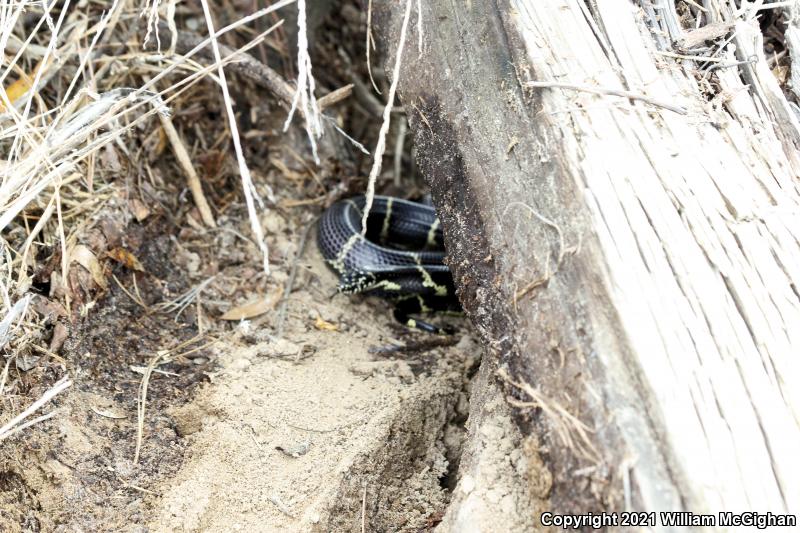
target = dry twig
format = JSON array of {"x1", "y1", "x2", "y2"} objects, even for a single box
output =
[
  {"x1": 156, "y1": 100, "x2": 217, "y2": 228},
  {"x1": 0, "y1": 376, "x2": 72, "y2": 442},
  {"x1": 525, "y1": 81, "x2": 688, "y2": 115},
  {"x1": 164, "y1": 23, "x2": 298, "y2": 109}
]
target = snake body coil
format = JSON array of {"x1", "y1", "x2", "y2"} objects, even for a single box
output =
[{"x1": 318, "y1": 195, "x2": 459, "y2": 332}]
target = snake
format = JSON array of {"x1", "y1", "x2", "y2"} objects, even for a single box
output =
[{"x1": 317, "y1": 195, "x2": 460, "y2": 333}]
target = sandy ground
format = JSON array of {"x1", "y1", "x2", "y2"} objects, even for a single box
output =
[
  {"x1": 0, "y1": 196, "x2": 546, "y2": 533},
  {"x1": 0, "y1": 3, "x2": 549, "y2": 530},
  {"x1": 0, "y1": 207, "x2": 516, "y2": 532},
  {"x1": 149, "y1": 242, "x2": 478, "y2": 532},
  {"x1": 143, "y1": 238, "x2": 545, "y2": 532}
]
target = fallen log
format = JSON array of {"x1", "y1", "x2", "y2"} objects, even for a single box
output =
[{"x1": 375, "y1": 0, "x2": 800, "y2": 528}]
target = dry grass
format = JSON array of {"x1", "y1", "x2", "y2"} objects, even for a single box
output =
[
  {"x1": 0, "y1": 1, "x2": 437, "y2": 527},
  {"x1": 498, "y1": 367, "x2": 600, "y2": 463},
  {"x1": 0, "y1": 375, "x2": 71, "y2": 442},
  {"x1": 360, "y1": 0, "x2": 414, "y2": 234},
  {"x1": 0, "y1": 0, "x2": 420, "y2": 469},
  {"x1": 0, "y1": 0, "x2": 307, "y2": 442}
]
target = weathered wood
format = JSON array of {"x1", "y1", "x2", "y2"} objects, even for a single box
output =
[{"x1": 375, "y1": 0, "x2": 800, "y2": 527}]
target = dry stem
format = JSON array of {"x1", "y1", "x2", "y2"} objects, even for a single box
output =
[
  {"x1": 199, "y1": 0, "x2": 274, "y2": 273},
  {"x1": 0, "y1": 376, "x2": 72, "y2": 442},
  {"x1": 525, "y1": 81, "x2": 688, "y2": 115},
  {"x1": 157, "y1": 111, "x2": 217, "y2": 228},
  {"x1": 498, "y1": 368, "x2": 600, "y2": 462},
  {"x1": 361, "y1": 0, "x2": 414, "y2": 235}
]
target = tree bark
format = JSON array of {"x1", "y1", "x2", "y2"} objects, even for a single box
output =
[{"x1": 375, "y1": 0, "x2": 800, "y2": 528}]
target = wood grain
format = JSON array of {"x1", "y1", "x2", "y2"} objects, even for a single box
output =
[{"x1": 376, "y1": 0, "x2": 800, "y2": 523}]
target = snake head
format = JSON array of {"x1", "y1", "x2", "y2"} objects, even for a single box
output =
[{"x1": 337, "y1": 271, "x2": 376, "y2": 294}]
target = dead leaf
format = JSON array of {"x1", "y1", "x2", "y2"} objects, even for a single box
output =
[
  {"x1": 15, "y1": 353, "x2": 41, "y2": 372},
  {"x1": 90, "y1": 406, "x2": 127, "y2": 419},
  {"x1": 70, "y1": 244, "x2": 108, "y2": 289},
  {"x1": 107, "y1": 247, "x2": 144, "y2": 271},
  {"x1": 220, "y1": 287, "x2": 283, "y2": 321},
  {"x1": 129, "y1": 198, "x2": 150, "y2": 222},
  {"x1": 314, "y1": 316, "x2": 338, "y2": 331},
  {"x1": 48, "y1": 322, "x2": 68, "y2": 353},
  {"x1": 31, "y1": 296, "x2": 67, "y2": 323},
  {"x1": 0, "y1": 61, "x2": 41, "y2": 112}
]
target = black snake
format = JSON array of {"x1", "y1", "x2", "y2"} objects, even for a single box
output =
[{"x1": 318, "y1": 195, "x2": 459, "y2": 333}]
